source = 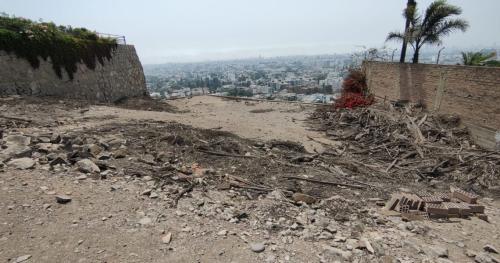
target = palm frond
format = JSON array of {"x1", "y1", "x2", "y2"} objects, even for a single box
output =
[{"x1": 386, "y1": 31, "x2": 405, "y2": 42}]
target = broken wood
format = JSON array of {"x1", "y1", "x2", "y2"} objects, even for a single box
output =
[
  {"x1": 284, "y1": 176, "x2": 366, "y2": 189},
  {"x1": 196, "y1": 149, "x2": 256, "y2": 159}
]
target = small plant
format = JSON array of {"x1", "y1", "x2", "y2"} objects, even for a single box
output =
[
  {"x1": 0, "y1": 14, "x2": 117, "y2": 79},
  {"x1": 462, "y1": 51, "x2": 499, "y2": 67},
  {"x1": 335, "y1": 69, "x2": 374, "y2": 109}
]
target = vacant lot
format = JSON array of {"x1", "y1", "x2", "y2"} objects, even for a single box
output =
[{"x1": 0, "y1": 96, "x2": 499, "y2": 263}]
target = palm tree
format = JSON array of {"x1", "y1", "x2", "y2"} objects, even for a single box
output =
[
  {"x1": 387, "y1": 0, "x2": 469, "y2": 63},
  {"x1": 461, "y1": 51, "x2": 497, "y2": 66},
  {"x1": 399, "y1": 0, "x2": 417, "y2": 63}
]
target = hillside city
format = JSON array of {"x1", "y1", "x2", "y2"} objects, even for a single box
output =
[{"x1": 144, "y1": 47, "x2": 499, "y2": 103}]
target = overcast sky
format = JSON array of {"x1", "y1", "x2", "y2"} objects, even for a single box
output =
[{"x1": 2, "y1": 0, "x2": 499, "y2": 64}]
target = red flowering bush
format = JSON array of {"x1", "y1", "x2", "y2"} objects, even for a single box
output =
[
  {"x1": 335, "y1": 69, "x2": 374, "y2": 109},
  {"x1": 335, "y1": 92, "x2": 374, "y2": 109}
]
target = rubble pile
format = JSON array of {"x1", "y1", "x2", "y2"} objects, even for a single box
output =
[{"x1": 309, "y1": 104, "x2": 500, "y2": 190}]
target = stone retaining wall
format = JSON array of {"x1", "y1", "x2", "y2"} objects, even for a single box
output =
[{"x1": 0, "y1": 45, "x2": 148, "y2": 102}]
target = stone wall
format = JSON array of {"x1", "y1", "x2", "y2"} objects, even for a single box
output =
[
  {"x1": 0, "y1": 45, "x2": 148, "y2": 102},
  {"x1": 363, "y1": 61, "x2": 500, "y2": 149}
]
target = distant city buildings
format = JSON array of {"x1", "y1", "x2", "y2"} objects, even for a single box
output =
[{"x1": 143, "y1": 49, "x2": 471, "y2": 103}]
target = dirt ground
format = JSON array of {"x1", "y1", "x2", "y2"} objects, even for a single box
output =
[{"x1": 1, "y1": 96, "x2": 499, "y2": 263}]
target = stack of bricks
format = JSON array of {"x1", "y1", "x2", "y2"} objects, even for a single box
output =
[{"x1": 385, "y1": 188, "x2": 487, "y2": 221}]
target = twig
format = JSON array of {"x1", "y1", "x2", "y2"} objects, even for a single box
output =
[
  {"x1": 196, "y1": 149, "x2": 256, "y2": 158},
  {"x1": 0, "y1": 115, "x2": 32, "y2": 122},
  {"x1": 386, "y1": 158, "x2": 398, "y2": 173},
  {"x1": 284, "y1": 176, "x2": 366, "y2": 189},
  {"x1": 229, "y1": 181, "x2": 273, "y2": 192}
]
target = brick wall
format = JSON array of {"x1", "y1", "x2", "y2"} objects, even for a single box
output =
[
  {"x1": 0, "y1": 45, "x2": 148, "y2": 102},
  {"x1": 363, "y1": 61, "x2": 500, "y2": 149}
]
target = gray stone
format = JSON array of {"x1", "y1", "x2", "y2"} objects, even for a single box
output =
[
  {"x1": 485, "y1": 245, "x2": 499, "y2": 254},
  {"x1": 113, "y1": 148, "x2": 127, "y2": 159},
  {"x1": 0, "y1": 144, "x2": 32, "y2": 162},
  {"x1": 50, "y1": 157, "x2": 67, "y2": 166},
  {"x1": 250, "y1": 242, "x2": 265, "y2": 253},
  {"x1": 475, "y1": 252, "x2": 500, "y2": 263},
  {"x1": 55, "y1": 195, "x2": 72, "y2": 204},
  {"x1": 322, "y1": 245, "x2": 353, "y2": 261},
  {"x1": 466, "y1": 249, "x2": 478, "y2": 258},
  {"x1": 292, "y1": 192, "x2": 317, "y2": 204},
  {"x1": 7, "y1": 158, "x2": 35, "y2": 170},
  {"x1": 162, "y1": 232, "x2": 172, "y2": 244},
  {"x1": 76, "y1": 159, "x2": 100, "y2": 173},
  {"x1": 83, "y1": 144, "x2": 102, "y2": 157},
  {"x1": 217, "y1": 230, "x2": 228, "y2": 236},
  {"x1": 50, "y1": 133, "x2": 61, "y2": 144},
  {"x1": 14, "y1": 255, "x2": 31, "y2": 263},
  {"x1": 361, "y1": 238, "x2": 375, "y2": 254},
  {"x1": 424, "y1": 245, "x2": 449, "y2": 258},
  {"x1": 76, "y1": 175, "x2": 87, "y2": 180},
  {"x1": 141, "y1": 189, "x2": 152, "y2": 196},
  {"x1": 4, "y1": 135, "x2": 30, "y2": 146},
  {"x1": 36, "y1": 143, "x2": 59, "y2": 153}
]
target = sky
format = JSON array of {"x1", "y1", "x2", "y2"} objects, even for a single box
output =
[{"x1": 1, "y1": 0, "x2": 500, "y2": 64}]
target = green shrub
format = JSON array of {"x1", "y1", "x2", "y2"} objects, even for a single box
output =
[{"x1": 0, "y1": 14, "x2": 117, "y2": 79}]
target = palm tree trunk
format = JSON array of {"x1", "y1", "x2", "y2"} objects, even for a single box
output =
[
  {"x1": 412, "y1": 48, "x2": 420, "y2": 64},
  {"x1": 400, "y1": 0, "x2": 417, "y2": 63}
]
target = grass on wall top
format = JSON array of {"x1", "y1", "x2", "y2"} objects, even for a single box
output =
[{"x1": 0, "y1": 14, "x2": 117, "y2": 80}]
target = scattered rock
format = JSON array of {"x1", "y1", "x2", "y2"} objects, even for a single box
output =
[
  {"x1": 141, "y1": 189, "x2": 152, "y2": 196},
  {"x1": 292, "y1": 192, "x2": 317, "y2": 204},
  {"x1": 423, "y1": 245, "x2": 448, "y2": 258},
  {"x1": 50, "y1": 133, "x2": 61, "y2": 144},
  {"x1": 0, "y1": 135, "x2": 32, "y2": 161},
  {"x1": 250, "y1": 242, "x2": 265, "y2": 253},
  {"x1": 49, "y1": 157, "x2": 67, "y2": 166},
  {"x1": 113, "y1": 147, "x2": 128, "y2": 159},
  {"x1": 7, "y1": 158, "x2": 35, "y2": 170},
  {"x1": 76, "y1": 175, "x2": 87, "y2": 180},
  {"x1": 55, "y1": 195, "x2": 72, "y2": 204},
  {"x1": 475, "y1": 252, "x2": 500, "y2": 263},
  {"x1": 36, "y1": 143, "x2": 59, "y2": 153},
  {"x1": 162, "y1": 232, "x2": 172, "y2": 244},
  {"x1": 217, "y1": 230, "x2": 228, "y2": 236},
  {"x1": 83, "y1": 144, "x2": 102, "y2": 157},
  {"x1": 360, "y1": 238, "x2": 375, "y2": 254},
  {"x1": 149, "y1": 192, "x2": 159, "y2": 199},
  {"x1": 322, "y1": 245, "x2": 352, "y2": 261},
  {"x1": 14, "y1": 255, "x2": 31, "y2": 263},
  {"x1": 76, "y1": 159, "x2": 100, "y2": 173},
  {"x1": 466, "y1": 249, "x2": 478, "y2": 258},
  {"x1": 485, "y1": 245, "x2": 499, "y2": 254}
]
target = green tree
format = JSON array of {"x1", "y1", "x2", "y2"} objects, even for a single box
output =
[
  {"x1": 387, "y1": 0, "x2": 468, "y2": 63},
  {"x1": 461, "y1": 51, "x2": 497, "y2": 66}
]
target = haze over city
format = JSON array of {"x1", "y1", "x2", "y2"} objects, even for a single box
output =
[{"x1": 1, "y1": 0, "x2": 500, "y2": 64}]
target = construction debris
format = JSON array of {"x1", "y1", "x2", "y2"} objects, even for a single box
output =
[
  {"x1": 309, "y1": 104, "x2": 500, "y2": 189},
  {"x1": 384, "y1": 187, "x2": 487, "y2": 221}
]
